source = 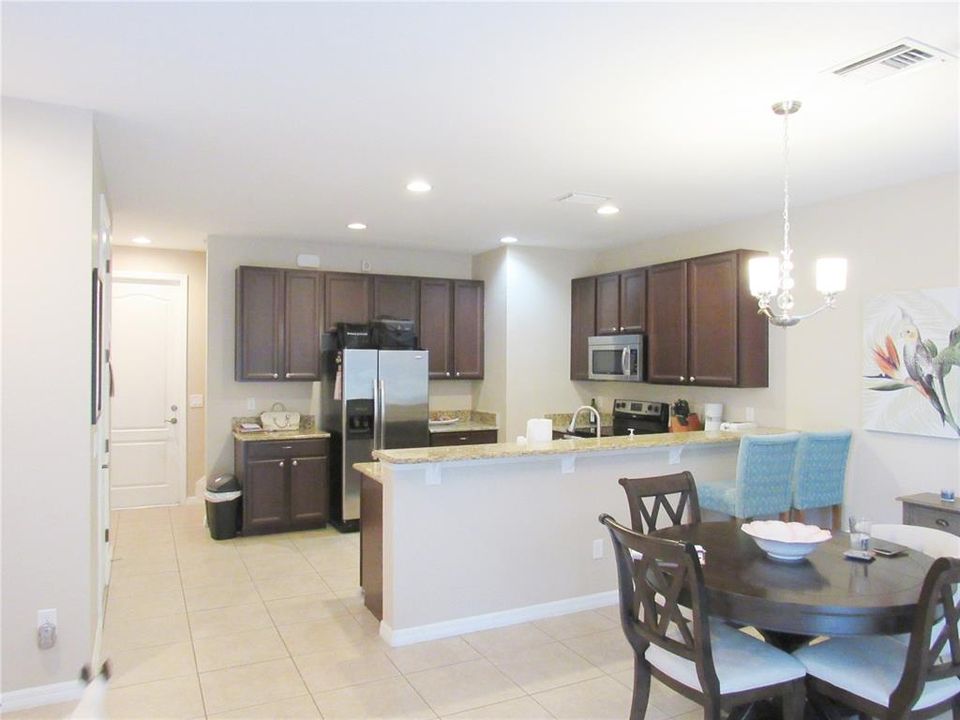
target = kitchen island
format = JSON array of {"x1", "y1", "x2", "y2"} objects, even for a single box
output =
[{"x1": 359, "y1": 428, "x2": 788, "y2": 646}]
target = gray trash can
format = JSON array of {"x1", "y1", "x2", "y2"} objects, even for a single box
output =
[{"x1": 205, "y1": 474, "x2": 241, "y2": 540}]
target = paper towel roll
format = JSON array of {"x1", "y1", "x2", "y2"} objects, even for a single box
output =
[
  {"x1": 704, "y1": 403, "x2": 723, "y2": 432},
  {"x1": 526, "y1": 418, "x2": 553, "y2": 444}
]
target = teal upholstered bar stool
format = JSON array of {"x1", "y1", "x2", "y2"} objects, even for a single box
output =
[
  {"x1": 790, "y1": 430, "x2": 852, "y2": 530},
  {"x1": 698, "y1": 434, "x2": 801, "y2": 521}
]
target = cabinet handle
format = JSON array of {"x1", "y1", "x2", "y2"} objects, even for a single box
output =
[
  {"x1": 292, "y1": 459, "x2": 298, "y2": 467},
  {"x1": 458, "y1": 436, "x2": 468, "y2": 441},
  {"x1": 456, "y1": 371, "x2": 460, "y2": 377},
  {"x1": 689, "y1": 376, "x2": 696, "y2": 383},
  {"x1": 273, "y1": 373, "x2": 279, "y2": 379},
  {"x1": 619, "y1": 326, "x2": 624, "y2": 332},
  {"x1": 680, "y1": 376, "x2": 685, "y2": 382},
  {"x1": 446, "y1": 372, "x2": 451, "y2": 377},
  {"x1": 279, "y1": 460, "x2": 285, "y2": 468},
  {"x1": 285, "y1": 372, "x2": 292, "y2": 378},
  {"x1": 937, "y1": 519, "x2": 950, "y2": 528}
]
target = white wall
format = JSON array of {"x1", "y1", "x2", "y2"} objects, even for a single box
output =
[
  {"x1": 1, "y1": 98, "x2": 100, "y2": 697},
  {"x1": 598, "y1": 173, "x2": 960, "y2": 522},
  {"x1": 471, "y1": 249, "x2": 509, "y2": 436},
  {"x1": 205, "y1": 236, "x2": 475, "y2": 478}
]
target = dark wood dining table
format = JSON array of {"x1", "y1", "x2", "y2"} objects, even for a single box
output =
[{"x1": 654, "y1": 521, "x2": 935, "y2": 652}]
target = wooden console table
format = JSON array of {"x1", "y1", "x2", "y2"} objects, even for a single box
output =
[{"x1": 897, "y1": 493, "x2": 960, "y2": 538}]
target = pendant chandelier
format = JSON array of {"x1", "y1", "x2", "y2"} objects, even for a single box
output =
[{"x1": 748, "y1": 100, "x2": 847, "y2": 328}]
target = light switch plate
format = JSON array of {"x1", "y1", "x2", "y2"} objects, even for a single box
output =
[
  {"x1": 246, "y1": 397, "x2": 256, "y2": 411},
  {"x1": 668, "y1": 447, "x2": 683, "y2": 465},
  {"x1": 189, "y1": 394, "x2": 204, "y2": 408}
]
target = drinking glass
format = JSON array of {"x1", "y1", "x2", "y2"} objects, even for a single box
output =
[{"x1": 848, "y1": 516, "x2": 872, "y2": 550}]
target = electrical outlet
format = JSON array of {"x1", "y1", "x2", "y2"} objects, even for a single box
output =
[
  {"x1": 246, "y1": 397, "x2": 256, "y2": 411},
  {"x1": 592, "y1": 539, "x2": 604, "y2": 559},
  {"x1": 745, "y1": 407, "x2": 756, "y2": 422},
  {"x1": 361, "y1": 260, "x2": 372, "y2": 273},
  {"x1": 37, "y1": 609, "x2": 57, "y2": 650},
  {"x1": 189, "y1": 394, "x2": 204, "y2": 408}
]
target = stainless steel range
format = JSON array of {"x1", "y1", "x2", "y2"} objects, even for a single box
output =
[{"x1": 612, "y1": 399, "x2": 669, "y2": 436}]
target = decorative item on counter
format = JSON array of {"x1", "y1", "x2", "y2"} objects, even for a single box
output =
[
  {"x1": 942, "y1": 488, "x2": 956, "y2": 502},
  {"x1": 525, "y1": 418, "x2": 553, "y2": 445},
  {"x1": 669, "y1": 399, "x2": 701, "y2": 433},
  {"x1": 260, "y1": 402, "x2": 300, "y2": 431},
  {"x1": 703, "y1": 403, "x2": 724, "y2": 432}
]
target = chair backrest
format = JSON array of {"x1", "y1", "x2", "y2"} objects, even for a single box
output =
[
  {"x1": 889, "y1": 557, "x2": 960, "y2": 715},
  {"x1": 735, "y1": 434, "x2": 800, "y2": 519},
  {"x1": 618, "y1": 471, "x2": 702, "y2": 534},
  {"x1": 792, "y1": 431, "x2": 852, "y2": 510},
  {"x1": 871, "y1": 524, "x2": 960, "y2": 559},
  {"x1": 599, "y1": 513, "x2": 720, "y2": 698}
]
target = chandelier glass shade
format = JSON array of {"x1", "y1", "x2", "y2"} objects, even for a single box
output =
[{"x1": 749, "y1": 100, "x2": 847, "y2": 327}]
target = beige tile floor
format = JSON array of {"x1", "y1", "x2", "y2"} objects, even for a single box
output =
[{"x1": 6, "y1": 504, "x2": 945, "y2": 720}]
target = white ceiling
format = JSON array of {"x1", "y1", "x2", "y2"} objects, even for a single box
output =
[{"x1": 2, "y1": 2, "x2": 958, "y2": 253}]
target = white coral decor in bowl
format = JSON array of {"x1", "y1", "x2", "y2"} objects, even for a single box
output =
[{"x1": 741, "y1": 520, "x2": 832, "y2": 562}]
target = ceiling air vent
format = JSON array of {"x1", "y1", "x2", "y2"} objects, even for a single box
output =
[
  {"x1": 556, "y1": 192, "x2": 609, "y2": 206},
  {"x1": 827, "y1": 38, "x2": 955, "y2": 84}
]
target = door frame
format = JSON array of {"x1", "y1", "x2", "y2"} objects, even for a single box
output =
[{"x1": 111, "y1": 270, "x2": 189, "y2": 506}]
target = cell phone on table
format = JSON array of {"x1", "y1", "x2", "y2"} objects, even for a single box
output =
[{"x1": 872, "y1": 546, "x2": 906, "y2": 558}]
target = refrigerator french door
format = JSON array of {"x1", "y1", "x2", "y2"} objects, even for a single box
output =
[{"x1": 322, "y1": 346, "x2": 429, "y2": 531}]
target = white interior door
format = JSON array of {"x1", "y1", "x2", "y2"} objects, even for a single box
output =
[{"x1": 110, "y1": 272, "x2": 187, "y2": 508}]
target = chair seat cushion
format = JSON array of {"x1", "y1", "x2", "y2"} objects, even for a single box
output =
[
  {"x1": 646, "y1": 622, "x2": 804, "y2": 694},
  {"x1": 794, "y1": 635, "x2": 960, "y2": 710},
  {"x1": 698, "y1": 482, "x2": 737, "y2": 516}
]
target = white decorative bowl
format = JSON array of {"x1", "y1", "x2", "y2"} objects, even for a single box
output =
[{"x1": 741, "y1": 521, "x2": 832, "y2": 562}]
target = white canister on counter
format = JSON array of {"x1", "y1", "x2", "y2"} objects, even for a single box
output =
[
  {"x1": 703, "y1": 403, "x2": 724, "y2": 432},
  {"x1": 525, "y1": 418, "x2": 554, "y2": 444}
]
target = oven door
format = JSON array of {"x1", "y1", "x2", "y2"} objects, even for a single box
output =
[{"x1": 588, "y1": 336, "x2": 642, "y2": 381}]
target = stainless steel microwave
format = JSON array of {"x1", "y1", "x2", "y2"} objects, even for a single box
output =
[{"x1": 588, "y1": 334, "x2": 643, "y2": 382}]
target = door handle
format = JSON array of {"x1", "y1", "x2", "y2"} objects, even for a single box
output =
[
  {"x1": 622, "y1": 348, "x2": 629, "y2": 375},
  {"x1": 164, "y1": 417, "x2": 178, "y2": 424},
  {"x1": 379, "y1": 380, "x2": 387, "y2": 449},
  {"x1": 372, "y1": 379, "x2": 380, "y2": 450}
]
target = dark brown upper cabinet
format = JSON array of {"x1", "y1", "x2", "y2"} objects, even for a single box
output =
[
  {"x1": 372, "y1": 275, "x2": 419, "y2": 326},
  {"x1": 647, "y1": 250, "x2": 767, "y2": 387},
  {"x1": 452, "y1": 281, "x2": 484, "y2": 379},
  {"x1": 324, "y1": 273, "x2": 372, "y2": 331},
  {"x1": 594, "y1": 269, "x2": 647, "y2": 335},
  {"x1": 237, "y1": 266, "x2": 323, "y2": 381},
  {"x1": 419, "y1": 279, "x2": 484, "y2": 379},
  {"x1": 570, "y1": 276, "x2": 597, "y2": 380},
  {"x1": 284, "y1": 271, "x2": 325, "y2": 380},
  {"x1": 236, "y1": 266, "x2": 285, "y2": 381},
  {"x1": 419, "y1": 279, "x2": 454, "y2": 378}
]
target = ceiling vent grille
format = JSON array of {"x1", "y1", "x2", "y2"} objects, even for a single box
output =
[
  {"x1": 828, "y1": 38, "x2": 955, "y2": 83},
  {"x1": 556, "y1": 192, "x2": 609, "y2": 206}
]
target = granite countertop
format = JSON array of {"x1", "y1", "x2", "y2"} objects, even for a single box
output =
[
  {"x1": 373, "y1": 427, "x2": 792, "y2": 465},
  {"x1": 233, "y1": 428, "x2": 331, "y2": 442},
  {"x1": 428, "y1": 409, "x2": 498, "y2": 434},
  {"x1": 354, "y1": 461, "x2": 382, "y2": 483}
]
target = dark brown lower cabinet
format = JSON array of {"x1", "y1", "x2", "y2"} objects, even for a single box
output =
[
  {"x1": 429, "y1": 429, "x2": 498, "y2": 446},
  {"x1": 360, "y1": 475, "x2": 383, "y2": 620},
  {"x1": 235, "y1": 438, "x2": 329, "y2": 535}
]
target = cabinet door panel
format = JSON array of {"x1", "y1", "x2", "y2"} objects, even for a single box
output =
[
  {"x1": 289, "y1": 456, "x2": 328, "y2": 528},
  {"x1": 570, "y1": 277, "x2": 596, "y2": 380},
  {"x1": 619, "y1": 268, "x2": 647, "y2": 333},
  {"x1": 243, "y1": 459, "x2": 287, "y2": 533},
  {"x1": 419, "y1": 279, "x2": 453, "y2": 378},
  {"x1": 236, "y1": 267, "x2": 283, "y2": 380},
  {"x1": 284, "y1": 271, "x2": 324, "y2": 380},
  {"x1": 688, "y1": 253, "x2": 739, "y2": 386},
  {"x1": 372, "y1": 276, "x2": 419, "y2": 327},
  {"x1": 324, "y1": 274, "x2": 371, "y2": 331},
  {"x1": 646, "y1": 261, "x2": 688, "y2": 384},
  {"x1": 595, "y1": 273, "x2": 621, "y2": 334},
  {"x1": 452, "y1": 281, "x2": 484, "y2": 379}
]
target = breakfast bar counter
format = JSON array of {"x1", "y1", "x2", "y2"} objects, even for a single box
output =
[{"x1": 363, "y1": 428, "x2": 790, "y2": 647}]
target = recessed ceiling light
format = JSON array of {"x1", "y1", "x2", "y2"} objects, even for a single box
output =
[
  {"x1": 131, "y1": 236, "x2": 151, "y2": 245},
  {"x1": 596, "y1": 204, "x2": 620, "y2": 216},
  {"x1": 499, "y1": 236, "x2": 519, "y2": 244},
  {"x1": 347, "y1": 222, "x2": 367, "y2": 230},
  {"x1": 406, "y1": 180, "x2": 432, "y2": 193}
]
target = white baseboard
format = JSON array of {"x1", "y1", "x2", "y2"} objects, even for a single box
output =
[
  {"x1": 380, "y1": 590, "x2": 618, "y2": 646},
  {"x1": 0, "y1": 679, "x2": 83, "y2": 712}
]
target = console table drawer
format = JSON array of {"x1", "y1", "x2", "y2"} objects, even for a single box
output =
[{"x1": 899, "y1": 493, "x2": 960, "y2": 538}]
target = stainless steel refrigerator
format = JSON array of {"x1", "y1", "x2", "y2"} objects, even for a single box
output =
[{"x1": 321, "y1": 342, "x2": 429, "y2": 531}]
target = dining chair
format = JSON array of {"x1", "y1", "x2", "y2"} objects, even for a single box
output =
[
  {"x1": 599, "y1": 513, "x2": 806, "y2": 720},
  {"x1": 698, "y1": 434, "x2": 801, "y2": 522},
  {"x1": 791, "y1": 430, "x2": 853, "y2": 529},
  {"x1": 794, "y1": 556, "x2": 960, "y2": 720},
  {"x1": 618, "y1": 471, "x2": 701, "y2": 534},
  {"x1": 871, "y1": 524, "x2": 960, "y2": 559}
]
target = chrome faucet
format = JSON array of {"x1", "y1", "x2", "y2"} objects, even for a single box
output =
[{"x1": 568, "y1": 406, "x2": 601, "y2": 438}]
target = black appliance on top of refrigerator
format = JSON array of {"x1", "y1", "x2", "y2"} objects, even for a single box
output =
[{"x1": 321, "y1": 335, "x2": 429, "y2": 532}]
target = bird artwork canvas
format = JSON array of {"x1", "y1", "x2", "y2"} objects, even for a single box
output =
[{"x1": 863, "y1": 288, "x2": 960, "y2": 439}]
